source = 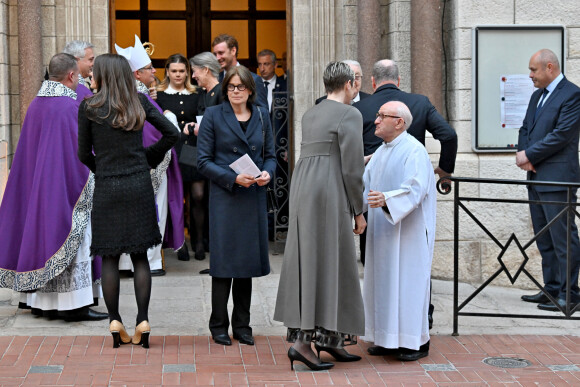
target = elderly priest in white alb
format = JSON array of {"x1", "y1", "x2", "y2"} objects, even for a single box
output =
[{"x1": 362, "y1": 101, "x2": 436, "y2": 361}]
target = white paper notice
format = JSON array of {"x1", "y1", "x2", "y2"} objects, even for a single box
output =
[
  {"x1": 196, "y1": 115, "x2": 203, "y2": 126},
  {"x1": 500, "y1": 74, "x2": 536, "y2": 129},
  {"x1": 229, "y1": 153, "x2": 261, "y2": 177}
]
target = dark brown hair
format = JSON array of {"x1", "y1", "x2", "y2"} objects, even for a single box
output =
[
  {"x1": 221, "y1": 65, "x2": 256, "y2": 108},
  {"x1": 211, "y1": 34, "x2": 238, "y2": 54},
  {"x1": 85, "y1": 53, "x2": 145, "y2": 131}
]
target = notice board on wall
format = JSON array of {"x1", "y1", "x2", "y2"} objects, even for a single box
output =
[{"x1": 473, "y1": 26, "x2": 565, "y2": 152}]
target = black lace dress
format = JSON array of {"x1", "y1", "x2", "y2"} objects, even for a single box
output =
[{"x1": 77, "y1": 94, "x2": 179, "y2": 256}]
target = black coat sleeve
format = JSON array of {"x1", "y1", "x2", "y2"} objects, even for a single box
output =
[
  {"x1": 425, "y1": 102, "x2": 458, "y2": 173},
  {"x1": 77, "y1": 100, "x2": 96, "y2": 173}
]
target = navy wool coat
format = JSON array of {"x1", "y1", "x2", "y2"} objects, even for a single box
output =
[{"x1": 197, "y1": 101, "x2": 276, "y2": 278}]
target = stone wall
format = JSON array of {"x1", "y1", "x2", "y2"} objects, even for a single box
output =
[{"x1": 433, "y1": 0, "x2": 580, "y2": 288}]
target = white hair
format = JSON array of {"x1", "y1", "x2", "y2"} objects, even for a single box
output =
[{"x1": 63, "y1": 40, "x2": 94, "y2": 59}]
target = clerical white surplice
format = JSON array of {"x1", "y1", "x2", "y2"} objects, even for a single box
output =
[{"x1": 361, "y1": 131, "x2": 437, "y2": 350}]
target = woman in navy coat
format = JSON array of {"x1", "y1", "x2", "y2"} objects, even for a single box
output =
[{"x1": 197, "y1": 65, "x2": 276, "y2": 346}]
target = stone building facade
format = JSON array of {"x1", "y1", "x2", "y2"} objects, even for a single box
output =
[{"x1": 2, "y1": 0, "x2": 580, "y2": 289}]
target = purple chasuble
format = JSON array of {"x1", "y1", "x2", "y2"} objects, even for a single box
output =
[
  {"x1": 140, "y1": 92, "x2": 185, "y2": 250},
  {"x1": 75, "y1": 83, "x2": 93, "y2": 105},
  {"x1": 0, "y1": 92, "x2": 95, "y2": 291}
]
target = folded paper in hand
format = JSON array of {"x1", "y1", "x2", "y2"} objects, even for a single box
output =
[{"x1": 229, "y1": 153, "x2": 261, "y2": 177}]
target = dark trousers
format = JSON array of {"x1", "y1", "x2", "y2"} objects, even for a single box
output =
[
  {"x1": 529, "y1": 187, "x2": 580, "y2": 302},
  {"x1": 209, "y1": 277, "x2": 252, "y2": 337}
]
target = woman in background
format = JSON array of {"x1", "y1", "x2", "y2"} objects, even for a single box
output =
[
  {"x1": 78, "y1": 54, "x2": 178, "y2": 348},
  {"x1": 182, "y1": 52, "x2": 223, "y2": 266},
  {"x1": 156, "y1": 53, "x2": 199, "y2": 260}
]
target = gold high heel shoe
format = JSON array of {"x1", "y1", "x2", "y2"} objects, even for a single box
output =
[
  {"x1": 109, "y1": 320, "x2": 132, "y2": 348},
  {"x1": 132, "y1": 321, "x2": 151, "y2": 348}
]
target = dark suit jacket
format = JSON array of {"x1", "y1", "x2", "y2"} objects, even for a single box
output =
[
  {"x1": 262, "y1": 75, "x2": 287, "y2": 112},
  {"x1": 517, "y1": 76, "x2": 580, "y2": 192},
  {"x1": 353, "y1": 84, "x2": 457, "y2": 173},
  {"x1": 315, "y1": 91, "x2": 370, "y2": 105}
]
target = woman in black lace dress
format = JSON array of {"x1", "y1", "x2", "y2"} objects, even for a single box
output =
[{"x1": 77, "y1": 54, "x2": 178, "y2": 348}]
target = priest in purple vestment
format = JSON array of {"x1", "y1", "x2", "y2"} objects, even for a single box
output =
[
  {"x1": 0, "y1": 53, "x2": 107, "y2": 321},
  {"x1": 115, "y1": 35, "x2": 185, "y2": 276}
]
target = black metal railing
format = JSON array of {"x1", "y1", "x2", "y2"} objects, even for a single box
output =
[
  {"x1": 437, "y1": 177, "x2": 580, "y2": 335},
  {"x1": 271, "y1": 91, "x2": 290, "y2": 242}
]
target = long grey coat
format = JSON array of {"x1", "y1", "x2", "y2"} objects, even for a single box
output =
[
  {"x1": 274, "y1": 99, "x2": 365, "y2": 335},
  {"x1": 197, "y1": 102, "x2": 276, "y2": 278}
]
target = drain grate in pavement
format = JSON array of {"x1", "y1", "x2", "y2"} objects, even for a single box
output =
[
  {"x1": 29, "y1": 365, "x2": 64, "y2": 374},
  {"x1": 163, "y1": 364, "x2": 196, "y2": 373},
  {"x1": 422, "y1": 364, "x2": 457, "y2": 372},
  {"x1": 547, "y1": 365, "x2": 580, "y2": 372},
  {"x1": 483, "y1": 357, "x2": 532, "y2": 368}
]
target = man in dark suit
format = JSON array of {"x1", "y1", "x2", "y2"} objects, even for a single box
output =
[
  {"x1": 315, "y1": 60, "x2": 370, "y2": 105},
  {"x1": 257, "y1": 49, "x2": 287, "y2": 113},
  {"x1": 517, "y1": 49, "x2": 580, "y2": 311},
  {"x1": 258, "y1": 49, "x2": 289, "y2": 239},
  {"x1": 212, "y1": 34, "x2": 268, "y2": 109}
]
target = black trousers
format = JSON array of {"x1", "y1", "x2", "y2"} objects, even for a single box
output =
[{"x1": 209, "y1": 277, "x2": 252, "y2": 337}]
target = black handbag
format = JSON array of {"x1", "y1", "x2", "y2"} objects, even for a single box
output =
[
  {"x1": 258, "y1": 108, "x2": 278, "y2": 214},
  {"x1": 178, "y1": 141, "x2": 197, "y2": 168}
]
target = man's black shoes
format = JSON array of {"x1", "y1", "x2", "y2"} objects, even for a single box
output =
[
  {"x1": 62, "y1": 307, "x2": 108, "y2": 322},
  {"x1": 397, "y1": 348, "x2": 429, "y2": 361},
  {"x1": 521, "y1": 292, "x2": 550, "y2": 304},
  {"x1": 537, "y1": 298, "x2": 577, "y2": 313},
  {"x1": 367, "y1": 346, "x2": 400, "y2": 356}
]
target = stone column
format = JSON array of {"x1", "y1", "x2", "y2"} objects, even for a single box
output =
[
  {"x1": 292, "y1": 0, "x2": 337, "y2": 159},
  {"x1": 17, "y1": 0, "x2": 43, "y2": 125},
  {"x1": 357, "y1": 0, "x2": 380, "y2": 94},
  {"x1": 410, "y1": 0, "x2": 443, "y2": 113}
]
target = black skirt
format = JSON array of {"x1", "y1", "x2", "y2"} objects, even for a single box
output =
[{"x1": 90, "y1": 170, "x2": 161, "y2": 256}]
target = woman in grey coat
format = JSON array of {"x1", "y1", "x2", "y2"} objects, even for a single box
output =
[
  {"x1": 197, "y1": 66, "x2": 276, "y2": 347},
  {"x1": 274, "y1": 62, "x2": 367, "y2": 370}
]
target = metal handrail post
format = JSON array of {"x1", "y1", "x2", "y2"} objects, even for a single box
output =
[{"x1": 453, "y1": 179, "x2": 459, "y2": 336}]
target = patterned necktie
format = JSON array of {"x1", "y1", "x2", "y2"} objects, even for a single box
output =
[{"x1": 533, "y1": 88, "x2": 549, "y2": 122}]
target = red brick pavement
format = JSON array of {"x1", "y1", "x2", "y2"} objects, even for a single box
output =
[{"x1": 0, "y1": 335, "x2": 579, "y2": 386}]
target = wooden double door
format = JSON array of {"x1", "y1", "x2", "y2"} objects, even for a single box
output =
[{"x1": 111, "y1": 0, "x2": 287, "y2": 76}]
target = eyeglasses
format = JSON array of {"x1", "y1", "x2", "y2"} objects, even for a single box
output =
[
  {"x1": 227, "y1": 83, "x2": 247, "y2": 92},
  {"x1": 376, "y1": 112, "x2": 403, "y2": 122},
  {"x1": 140, "y1": 65, "x2": 154, "y2": 71}
]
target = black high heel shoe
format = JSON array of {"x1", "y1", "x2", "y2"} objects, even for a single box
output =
[
  {"x1": 314, "y1": 344, "x2": 361, "y2": 362},
  {"x1": 287, "y1": 347, "x2": 334, "y2": 371}
]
